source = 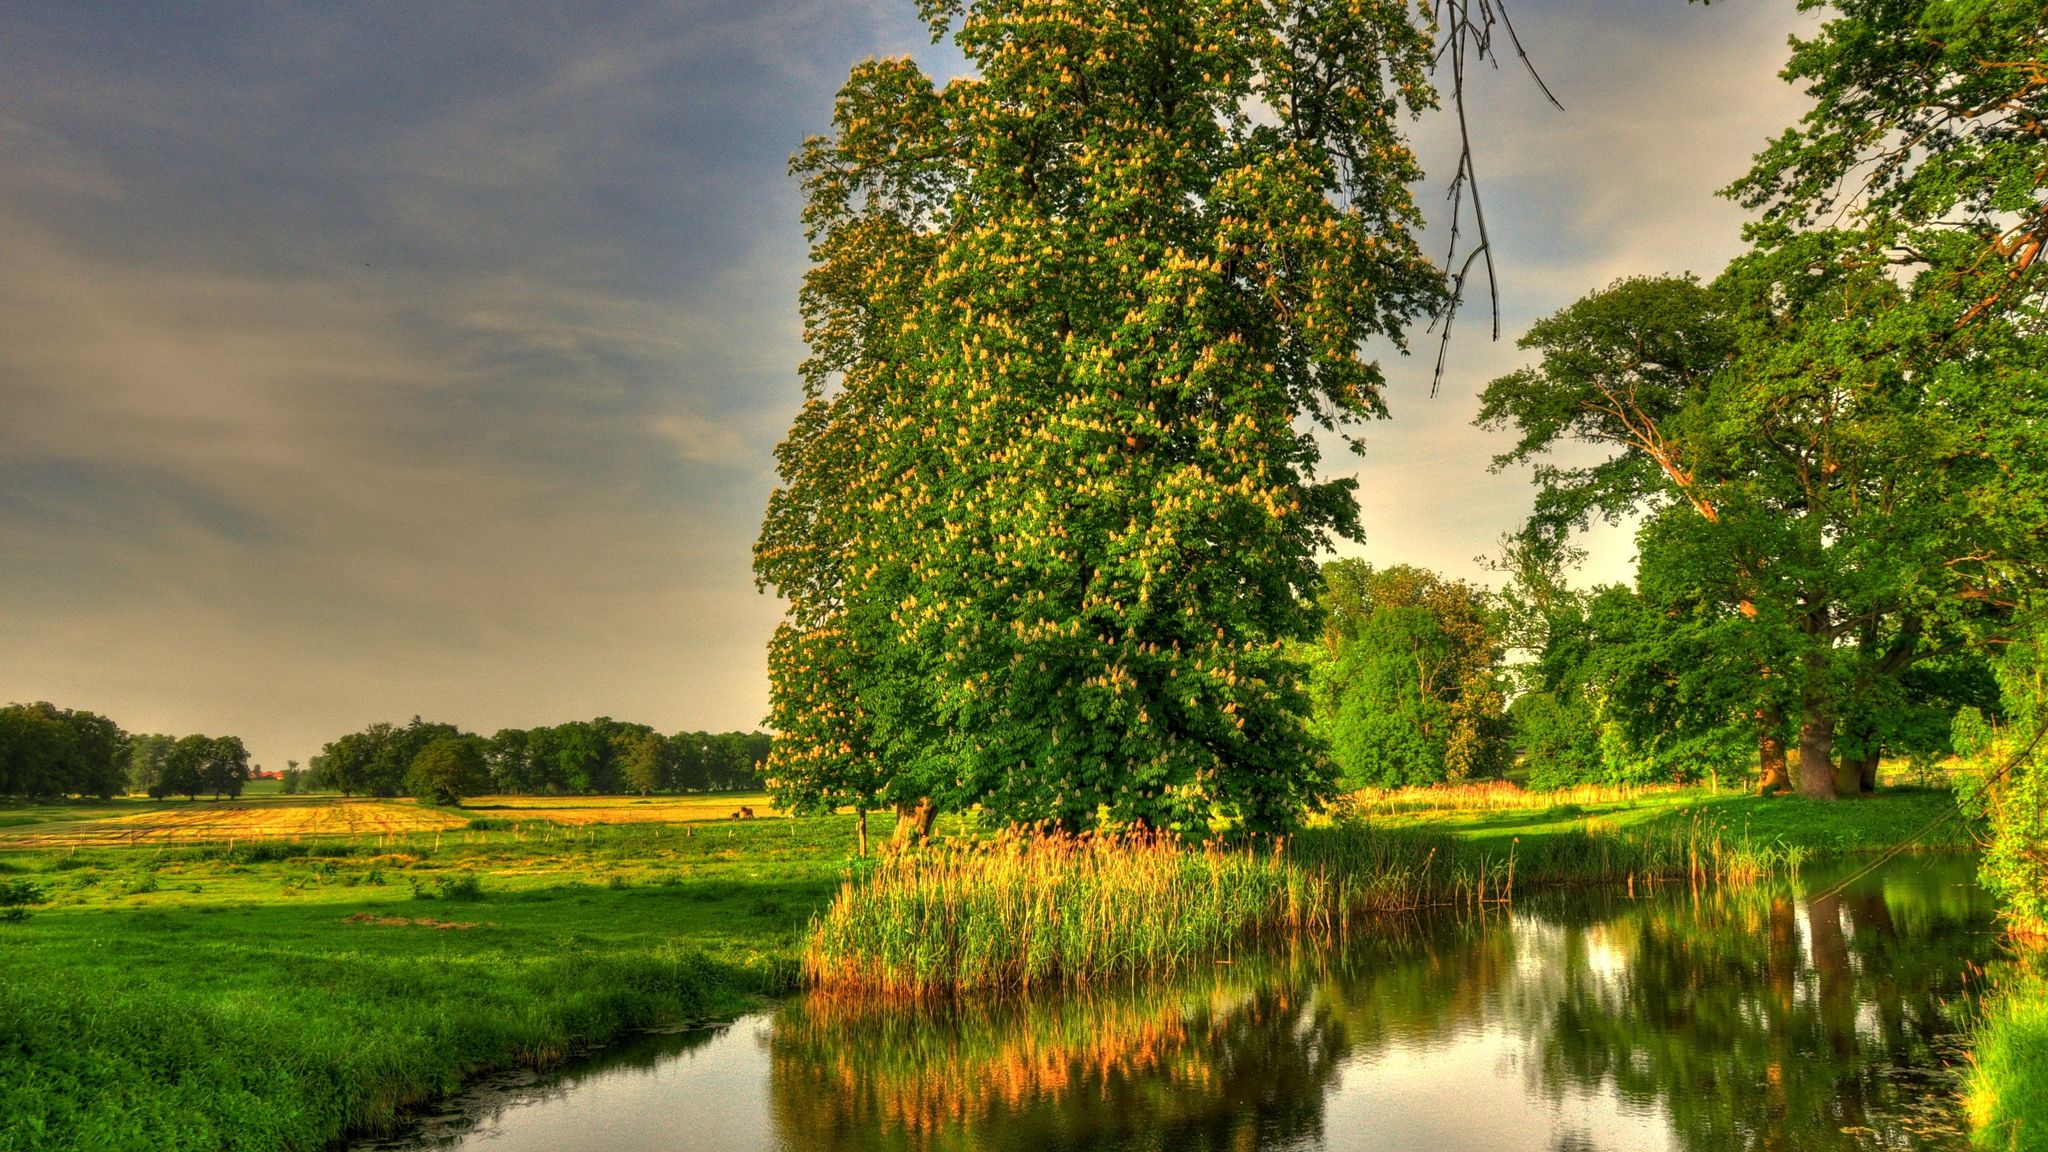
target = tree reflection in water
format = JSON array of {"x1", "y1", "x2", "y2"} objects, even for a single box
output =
[{"x1": 767, "y1": 855, "x2": 1994, "y2": 1152}]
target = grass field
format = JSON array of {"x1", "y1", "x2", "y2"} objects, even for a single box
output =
[
  {"x1": 0, "y1": 792, "x2": 778, "y2": 849},
  {"x1": 0, "y1": 784, "x2": 1985, "y2": 1152},
  {"x1": 0, "y1": 804, "x2": 842, "y2": 1152}
]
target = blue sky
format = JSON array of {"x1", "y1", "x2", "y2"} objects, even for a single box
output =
[{"x1": 0, "y1": 0, "x2": 1815, "y2": 768}]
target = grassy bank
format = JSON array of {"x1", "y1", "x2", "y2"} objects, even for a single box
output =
[
  {"x1": 1971, "y1": 954, "x2": 2048, "y2": 1150},
  {"x1": 0, "y1": 806, "x2": 847, "y2": 1152},
  {"x1": 806, "y1": 814, "x2": 1806, "y2": 995}
]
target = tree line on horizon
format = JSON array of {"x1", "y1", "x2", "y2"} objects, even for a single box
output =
[
  {"x1": 307, "y1": 717, "x2": 772, "y2": 805},
  {"x1": 0, "y1": 702, "x2": 774, "y2": 806},
  {"x1": 0, "y1": 702, "x2": 250, "y2": 801}
]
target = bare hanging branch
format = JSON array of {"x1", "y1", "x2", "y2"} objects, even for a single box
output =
[{"x1": 1426, "y1": 0, "x2": 1563, "y2": 396}]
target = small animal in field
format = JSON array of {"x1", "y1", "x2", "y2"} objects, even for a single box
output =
[{"x1": 729, "y1": 806, "x2": 755, "y2": 820}]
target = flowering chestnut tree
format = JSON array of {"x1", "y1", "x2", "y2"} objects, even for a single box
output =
[{"x1": 756, "y1": 0, "x2": 1447, "y2": 832}]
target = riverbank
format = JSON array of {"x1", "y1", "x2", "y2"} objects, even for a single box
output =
[
  {"x1": 0, "y1": 786, "x2": 1980, "y2": 1151},
  {"x1": 1971, "y1": 953, "x2": 2048, "y2": 1151}
]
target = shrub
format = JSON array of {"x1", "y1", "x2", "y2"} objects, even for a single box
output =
[
  {"x1": 428, "y1": 873, "x2": 483, "y2": 901},
  {"x1": 0, "y1": 878, "x2": 49, "y2": 907}
]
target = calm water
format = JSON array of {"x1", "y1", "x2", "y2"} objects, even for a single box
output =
[{"x1": 369, "y1": 854, "x2": 1997, "y2": 1152}]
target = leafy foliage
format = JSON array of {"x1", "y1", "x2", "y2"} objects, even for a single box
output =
[
  {"x1": 1973, "y1": 613, "x2": 2048, "y2": 938},
  {"x1": 1951, "y1": 705, "x2": 1993, "y2": 759},
  {"x1": 0, "y1": 703, "x2": 129, "y2": 799},
  {"x1": 406, "y1": 735, "x2": 491, "y2": 807},
  {"x1": 1481, "y1": 233, "x2": 2048, "y2": 798},
  {"x1": 1730, "y1": 0, "x2": 2048, "y2": 322},
  {"x1": 759, "y1": 0, "x2": 1448, "y2": 832},
  {"x1": 313, "y1": 719, "x2": 772, "y2": 797},
  {"x1": 1309, "y1": 561, "x2": 1508, "y2": 788}
]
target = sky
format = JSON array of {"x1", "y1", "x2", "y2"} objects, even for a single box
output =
[{"x1": 0, "y1": 0, "x2": 1817, "y2": 770}]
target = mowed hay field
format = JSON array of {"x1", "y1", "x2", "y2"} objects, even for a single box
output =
[
  {"x1": 0, "y1": 791, "x2": 780, "y2": 848},
  {"x1": 463, "y1": 793, "x2": 781, "y2": 825}
]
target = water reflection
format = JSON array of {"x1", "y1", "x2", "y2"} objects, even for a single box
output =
[
  {"x1": 381, "y1": 855, "x2": 1995, "y2": 1152},
  {"x1": 766, "y1": 856, "x2": 1992, "y2": 1152}
]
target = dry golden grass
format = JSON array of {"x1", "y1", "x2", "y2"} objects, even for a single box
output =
[
  {"x1": 0, "y1": 792, "x2": 780, "y2": 847},
  {"x1": 460, "y1": 793, "x2": 780, "y2": 825},
  {"x1": 0, "y1": 797, "x2": 465, "y2": 847}
]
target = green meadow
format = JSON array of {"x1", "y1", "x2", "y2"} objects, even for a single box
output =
[{"x1": 0, "y1": 786, "x2": 2003, "y2": 1152}]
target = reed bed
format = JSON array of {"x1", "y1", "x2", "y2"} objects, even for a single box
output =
[
  {"x1": 1337, "y1": 780, "x2": 1688, "y2": 816},
  {"x1": 804, "y1": 815, "x2": 1802, "y2": 995}
]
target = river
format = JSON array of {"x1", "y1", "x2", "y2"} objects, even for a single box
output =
[{"x1": 364, "y1": 853, "x2": 1997, "y2": 1151}]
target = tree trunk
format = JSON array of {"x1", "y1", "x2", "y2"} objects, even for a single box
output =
[
  {"x1": 891, "y1": 797, "x2": 935, "y2": 845},
  {"x1": 1834, "y1": 751, "x2": 1866, "y2": 797},
  {"x1": 1796, "y1": 630, "x2": 1839, "y2": 800},
  {"x1": 1797, "y1": 710, "x2": 1838, "y2": 801},
  {"x1": 856, "y1": 809, "x2": 868, "y2": 858},
  {"x1": 1834, "y1": 713, "x2": 1881, "y2": 795},
  {"x1": 1756, "y1": 705, "x2": 1790, "y2": 795}
]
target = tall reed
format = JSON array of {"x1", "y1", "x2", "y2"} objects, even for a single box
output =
[{"x1": 805, "y1": 815, "x2": 1802, "y2": 995}]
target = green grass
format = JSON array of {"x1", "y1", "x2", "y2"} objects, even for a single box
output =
[
  {"x1": 0, "y1": 815, "x2": 861, "y2": 1152},
  {"x1": 1368, "y1": 785, "x2": 1972, "y2": 855},
  {"x1": 1972, "y1": 953, "x2": 2048, "y2": 1151}
]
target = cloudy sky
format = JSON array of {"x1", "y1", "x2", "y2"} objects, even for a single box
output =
[{"x1": 0, "y1": 0, "x2": 1816, "y2": 769}]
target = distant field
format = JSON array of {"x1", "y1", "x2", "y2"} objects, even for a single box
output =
[
  {"x1": 0, "y1": 797, "x2": 464, "y2": 847},
  {"x1": 0, "y1": 791, "x2": 780, "y2": 847},
  {"x1": 462, "y1": 792, "x2": 780, "y2": 824}
]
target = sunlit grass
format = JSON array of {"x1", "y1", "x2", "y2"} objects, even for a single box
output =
[
  {"x1": 1970, "y1": 952, "x2": 2048, "y2": 1151},
  {"x1": 1337, "y1": 780, "x2": 1691, "y2": 815}
]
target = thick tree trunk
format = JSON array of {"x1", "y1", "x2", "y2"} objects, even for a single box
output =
[
  {"x1": 1756, "y1": 705, "x2": 1790, "y2": 795},
  {"x1": 1795, "y1": 622, "x2": 1839, "y2": 800},
  {"x1": 891, "y1": 797, "x2": 936, "y2": 845},
  {"x1": 1797, "y1": 711, "x2": 1838, "y2": 801},
  {"x1": 1858, "y1": 752, "x2": 1879, "y2": 793}
]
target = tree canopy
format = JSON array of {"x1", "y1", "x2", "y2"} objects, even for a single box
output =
[
  {"x1": 1481, "y1": 231, "x2": 2046, "y2": 797},
  {"x1": 1306, "y1": 561, "x2": 1509, "y2": 789},
  {"x1": 1730, "y1": 0, "x2": 2047, "y2": 322},
  {"x1": 758, "y1": 0, "x2": 1450, "y2": 832},
  {"x1": 0, "y1": 702, "x2": 131, "y2": 800}
]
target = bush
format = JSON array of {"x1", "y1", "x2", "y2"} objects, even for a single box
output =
[
  {"x1": 0, "y1": 879, "x2": 49, "y2": 907},
  {"x1": 412, "y1": 872, "x2": 485, "y2": 902}
]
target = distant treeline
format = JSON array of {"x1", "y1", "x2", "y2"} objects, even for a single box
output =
[
  {"x1": 0, "y1": 701, "x2": 249, "y2": 800},
  {"x1": 309, "y1": 717, "x2": 772, "y2": 799}
]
